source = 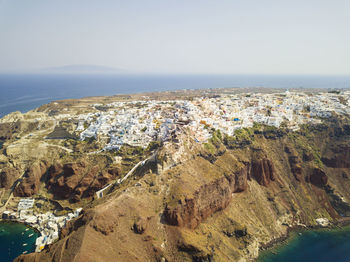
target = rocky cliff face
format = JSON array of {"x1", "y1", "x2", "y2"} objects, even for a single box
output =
[
  {"x1": 251, "y1": 158, "x2": 276, "y2": 186},
  {"x1": 164, "y1": 165, "x2": 249, "y2": 229},
  {"x1": 289, "y1": 156, "x2": 303, "y2": 181},
  {"x1": 10, "y1": 157, "x2": 119, "y2": 202},
  {"x1": 0, "y1": 167, "x2": 20, "y2": 189},
  {"x1": 309, "y1": 168, "x2": 328, "y2": 187},
  {"x1": 163, "y1": 157, "x2": 279, "y2": 230},
  {"x1": 48, "y1": 161, "x2": 88, "y2": 200},
  {"x1": 285, "y1": 146, "x2": 305, "y2": 181},
  {"x1": 322, "y1": 144, "x2": 350, "y2": 168},
  {"x1": 47, "y1": 160, "x2": 119, "y2": 202},
  {"x1": 13, "y1": 161, "x2": 48, "y2": 197}
]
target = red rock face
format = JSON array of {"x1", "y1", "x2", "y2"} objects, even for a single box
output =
[
  {"x1": 0, "y1": 167, "x2": 20, "y2": 189},
  {"x1": 322, "y1": 144, "x2": 350, "y2": 168},
  {"x1": 251, "y1": 158, "x2": 276, "y2": 186},
  {"x1": 164, "y1": 166, "x2": 250, "y2": 229},
  {"x1": 288, "y1": 156, "x2": 303, "y2": 182},
  {"x1": 284, "y1": 145, "x2": 305, "y2": 182},
  {"x1": 310, "y1": 168, "x2": 328, "y2": 187},
  {"x1": 47, "y1": 162, "x2": 85, "y2": 199},
  {"x1": 13, "y1": 161, "x2": 48, "y2": 197},
  {"x1": 163, "y1": 160, "x2": 277, "y2": 229},
  {"x1": 47, "y1": 161, "x2": 118, "y2": 202},
  {"x1": 234, "y1": 164, "x2": 249, "y2": 192}
]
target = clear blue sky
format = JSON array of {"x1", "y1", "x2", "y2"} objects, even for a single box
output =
[{"x1": 0, "y1": 0, "x2": 349, "y2": 74}]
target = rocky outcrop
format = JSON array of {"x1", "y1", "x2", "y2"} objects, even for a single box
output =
[
  {"x1": 251, "y1": 158, "x2": 276, "y2": 186},
  {"x1": 234, "y1": 163, "x2": 249, "y2": 192},
  {"x1": 164, "y1": 157, "x2": 276, "y2": 230},
  {"x1": 47, "y1": 162, "x2": 86, "y2": 200},
  {"x1": 302, "y1": 152, "x2": 314, "y2": 162},
  {"x1": 324, "y1": 185, "x2": 350, "y2": 217},
  {"x1": 284, "y1": 146, "x2": 292, "y2": 154},
  {"x1": 164, "y1": 166, "x2": 249, "y2": 229},
  {"x1": 0, "y1": 167, "x2": 20, "y2": 189},
  {"x1": 285, "y1": 146, "x2": 304, "y2": 181},
  {"x1": 309, "y1": 168, "x2": 328, "y2": 187},
  {"x1": 13, "y1": 161, "x2": 48, "y2": 197},
  {"x1": 0, "y1": 122, "x2": 21, "y2": 140},
  {"x1": 133, "y1": 217, "x2": 150, "y2": 234},
  {"x1": 322, "y1": 144, "x2": 350, "y2": 168},
  {"x1": 0, "y1": 121, "x2": 39, "y2": 140},
  {"x1": 59, "y1": 209, "x2": 93, "y2": 238},
  {"x1": 222, "y1": 218, "x2": 248, "y2": 238},
  {"x1": 47, "y1": 161, "x2": 119, "y2": 202},
  {"x1": 200, "y1": 144, "x2": 226, "y2": 163},
  {"x1": 288, "y1": 155, "x2": 303, "y2": 182}
]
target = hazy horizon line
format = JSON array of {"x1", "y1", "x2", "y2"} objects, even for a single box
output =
[{"x1": 1, "y1": 71, "x2": 350, "y2": 78}]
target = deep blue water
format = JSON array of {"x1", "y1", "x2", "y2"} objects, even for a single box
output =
[
  {"x1": 1, "y1": 74, "x2": 350, "y2": 117},
  {"x1": 0, "y1": 222, "x2": 39, "y2": 262},
  {"x1": 259, "y1": 226, "x2": 350, "y2": 262}
]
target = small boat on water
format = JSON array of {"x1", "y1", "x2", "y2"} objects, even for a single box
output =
[
  {"x1": 28, "y1": 233, "x2": 34, "y2": 237},
  {"x1": 22, "y1": 232, "x2": 24, "y2": 235},
  {"x1": 23, "y1": 243, "x2": 27, "y2": 246},
  {"x1": 22, "y1": 251, "x2": 28, "y2": 254},
  {"x1": 25, "y1": 228, "x2": 29, "y2": 231}
]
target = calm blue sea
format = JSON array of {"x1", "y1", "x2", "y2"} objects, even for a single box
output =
[
  {"x1": 259, "y1": 226, "x2": 350, "y2": 262},
  {"x1": 1, "y1": 74, "x2": 350, "y2": 117},
  {"x1": 0, "y1": 222, "x2": 39, "y2": 262}
]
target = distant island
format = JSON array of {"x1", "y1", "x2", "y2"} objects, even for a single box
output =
[{"x1": 41, "y1": 64, "x2": 127, "y2": 74}]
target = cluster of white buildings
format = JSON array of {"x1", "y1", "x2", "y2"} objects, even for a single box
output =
[
  {"x1": 73, "y1": 91, "x2": 350, "y2": 149},
  {"x1": 18, "y1": 198, "x2": 35, "y2": 210},
  {"x1": 316, "y1": 217, "x2": 330, "y2": 227},
  {"x1": 1, "y1": 198, "x2": 82, "y2": 252},
  {"x1": 33, "y1": 208, "x2": 82, "y2": 252},
  {"x1": 79, "y1": 101, "x2": 179, "y2": 150}
]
